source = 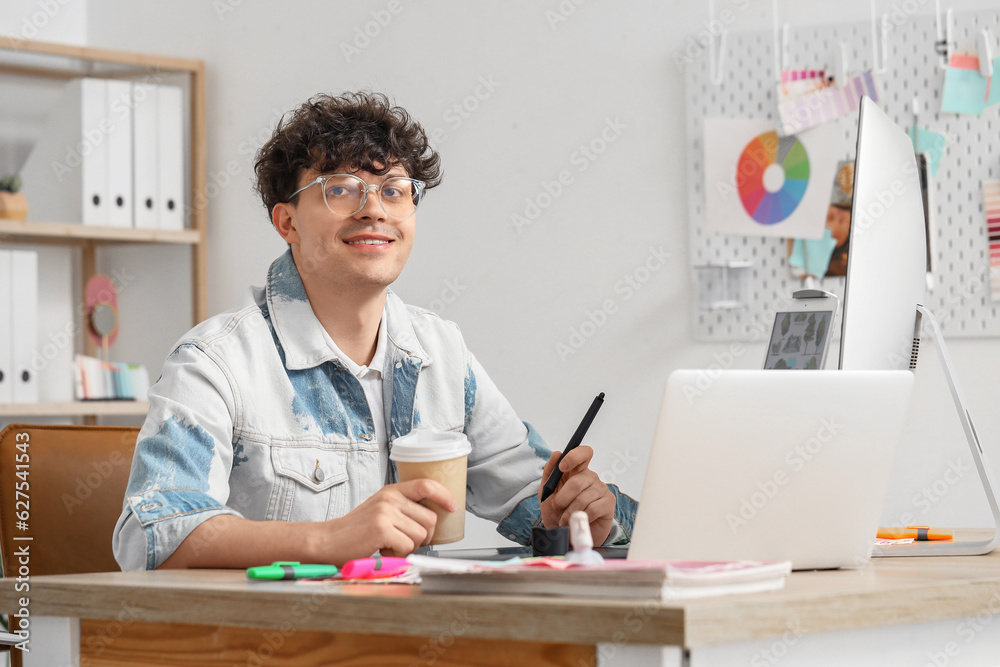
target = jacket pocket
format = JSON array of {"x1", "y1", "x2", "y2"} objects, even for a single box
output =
[{"x1": 268, "y1": 445, "x2": 350, "y2": 521}]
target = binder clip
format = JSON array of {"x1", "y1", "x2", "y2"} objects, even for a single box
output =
[{"x1": 978, "y1": 29, "x2": 993, "y2": 78}]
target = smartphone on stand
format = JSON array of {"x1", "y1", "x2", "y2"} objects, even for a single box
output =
[{"x1": 762, "y1": 289, "x2": 839, "y2": 370}]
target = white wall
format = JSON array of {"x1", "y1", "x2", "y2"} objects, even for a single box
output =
[
  {"x1": 72, "y1": 0, "x2": 1000, "y2": 546},
  {"x1": 0, "y1": 0, "x2": 87, "y2": 45}
]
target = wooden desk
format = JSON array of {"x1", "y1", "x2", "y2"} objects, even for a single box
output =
[{"x1": 3, "y1": 546, "x2": 1000, "y2": 666}]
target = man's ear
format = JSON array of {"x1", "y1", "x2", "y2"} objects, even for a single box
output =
[{"x1": 272, "y1": 202, "x2": 299, "y2": 244}]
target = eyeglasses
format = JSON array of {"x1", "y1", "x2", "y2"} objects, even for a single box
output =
[{"x1": 287, "y1": 173, "x2": 426, "y2": 220}]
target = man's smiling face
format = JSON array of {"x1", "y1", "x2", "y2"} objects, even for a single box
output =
[{"x1": 278, "y1": 164, "x2": 416, "y2": 293}]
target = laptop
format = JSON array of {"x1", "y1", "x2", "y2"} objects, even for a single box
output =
[{"x1": 628, "y1": 369, "x2": 914, "y2": 570}]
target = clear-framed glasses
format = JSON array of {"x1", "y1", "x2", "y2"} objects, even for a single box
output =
[{"x1": 287, "y1": 173, "x2": 426, "y2": 220}]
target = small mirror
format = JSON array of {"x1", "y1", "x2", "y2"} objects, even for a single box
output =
[{"x1": 90, "y1": 302, "x2": 118, "y2": 338}]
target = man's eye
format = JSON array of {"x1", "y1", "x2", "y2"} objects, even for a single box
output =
[
  {"x1": 382, "y1": 181, "x2": 412, "y2": 199},
  {"x1": 326, "y1": 186, "x2": 351, "y2": 197}
]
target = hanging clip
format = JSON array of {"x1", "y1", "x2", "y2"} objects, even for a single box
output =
[
  {"x1": 934, "y1": 0, "x2": 953, "y2": 69},
  {"x1": 871, "y1": 0, "x2": 888, "y2": 74},
  {"x1": 707, "y1": 0, "x2": 728, "y2": 85},
  {"x1": 772, "y1": 0, "x2": 788, "y2": 85},
  {"x1": 835, "y1": 41, "x2": 850, "y2": 85},
  {"x1": 978, "y1": 28, "x2": 994, "y2": 78}
]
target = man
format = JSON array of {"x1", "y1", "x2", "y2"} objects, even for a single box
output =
[{"x1": 113, "y1": 91, "x2": 636, "y2": 570}]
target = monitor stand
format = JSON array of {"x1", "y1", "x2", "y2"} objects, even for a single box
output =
[{"x1": 873, "y1": 304, "x2": 1000, "y2": 557}]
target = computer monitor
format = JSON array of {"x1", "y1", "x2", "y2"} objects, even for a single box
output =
[
  {"x1": 839, "y1": 98, "x2": 1000, "y2": 556},
  {"x1": 838, "y1": 96, "x2": 927, "y2": 371}
]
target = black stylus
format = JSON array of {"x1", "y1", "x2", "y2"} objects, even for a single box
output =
[{"x1": 539, "y1": 392, "x2": 605, "y2": 502}]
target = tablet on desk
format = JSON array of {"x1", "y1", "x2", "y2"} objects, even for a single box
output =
[{"x1": 427, "y1": 546, "x2": 629, "y2": 560}]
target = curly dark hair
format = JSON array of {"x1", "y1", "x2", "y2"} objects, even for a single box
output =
[{"x1": 254, "y1": 91, "x2": 442, "y2": 217}]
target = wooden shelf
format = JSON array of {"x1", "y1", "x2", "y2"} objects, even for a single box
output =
[
  {"x1": 1, "y1": 39, "x2": 207, "y2": 425},
  {"x1": 0, "y1": 219, "x2": 201, "y2": 245},
  {"x1": 0, "y1": 37, "x2": 208, "y2": 412},
  {"x1": 0, "y1": 401, "x2": 150, "y2": 417},
  {"x1": 0, "y1": 35, "x2": 203, "y2": 78}
]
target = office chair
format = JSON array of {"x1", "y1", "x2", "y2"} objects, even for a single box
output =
[{"x1": 0, "y1": 424, "x2": 139, "y2": 667}]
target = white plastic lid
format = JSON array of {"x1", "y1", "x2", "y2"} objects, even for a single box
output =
[{"x1": 389, "y1": 428, "x2": 471, "y2": 463}]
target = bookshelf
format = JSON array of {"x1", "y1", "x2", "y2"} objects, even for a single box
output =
[{"x1": 0, "y1": 37, "x2": 206, "y2": 423}]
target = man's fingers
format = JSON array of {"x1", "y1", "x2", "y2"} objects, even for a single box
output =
[
  {"x1": 396, "y1": 478, "x2": 457, "y2": 513},
  {"x1": 394, "y1": 510, "x2": 435, "y2": 549},
  {"x1": 539, "y1": 450, "x2": 562, "y2": 500},
  {"x1": 399, "y1": 497, "x2": 440, "y2": 531},
  {"x1": 542, "y1": 450, "x2": 561, "y2": 482},
  {"x1": 372, "y1": 499, "x2": 436, "y2": 553},
  {"x1": 558, "y1": 444, "x2": 594, "y2": 472},
  {"x1": 557, "y1": 482, "x2": 614, "y2": 525},
  {"x1": 370, "y1": 512, "x2": 420, "y2": 556}
]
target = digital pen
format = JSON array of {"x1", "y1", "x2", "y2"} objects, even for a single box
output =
[{"x1": 540, "y1": 392, "x2": 605, "y2": 502}]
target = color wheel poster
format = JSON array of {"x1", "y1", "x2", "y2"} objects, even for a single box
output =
[{"x1": 703, "y1": 118, "x2": 841, "y2": 239}]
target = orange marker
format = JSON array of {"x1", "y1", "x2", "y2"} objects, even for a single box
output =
[{"x1": 876, "y1": 525, "x2": 953, "y2": 541}]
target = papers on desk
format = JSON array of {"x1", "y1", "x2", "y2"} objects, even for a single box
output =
[{"x1": 409, "y1": 555, "x2": 791, "y2": 601}]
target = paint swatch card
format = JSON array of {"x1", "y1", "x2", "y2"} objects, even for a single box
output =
[
  {"x1": 779, "y1": 69, "x2": 831, "y2": 102},
  {"x1": 703, "y1": 118, "x2": 841, "y2": 240},
  {"x1": 984, "y1": 180, "x2": 1000, "y2": 302},
  {"x1": 908, "y1": 126, "x2": 946, "y2": 178},
  {"x1": 941, "y1": 54, "x2": 1000, "y2": 116},
  {"x1": 777, "y1": 71, "x2": 881, "y2": 136}
]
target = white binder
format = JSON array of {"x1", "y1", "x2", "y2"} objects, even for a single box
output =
[
  {"x1": 158, "y1": 85, "x2": 185, "y2": 230},
  {"x1": 106, "y1": 80, "x2": 134, "y2": 227},
  {"x1": 80, "y1": 78, "x2": 109, "y2": 225},
  {"x1": 0, "y1": 251, "x2": 12, "y2": 404},
  {"x1": 19, "y1": 77, "x2": 111, "y2": 225},
  {"x1": 132, "y1": 83, "x2": 160, "y2": 229},
  {"x1": 10, "y1": 250, "x2": 39, "y2": 403}
]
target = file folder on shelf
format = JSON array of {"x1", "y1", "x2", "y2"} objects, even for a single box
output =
[
  {"x1": 20, "y1": 77, "x2": 139, "y2": 227},
  {"x1": 105, "y1": 79, "x2": 134, "y2": 228},
  {"x1": 132, "y1": 83, "x2": 186, "y2": 230},
  {"x1": 132, "y1": 83, "x2": 160, "y2": 229},
  {"x1": 21, "y1": 78, "x2": 110, "y2": 225},
  {"x1": 0, "y1": 251, "x2": 12, "y2": 404},
  {"x1": 9, "y1": 250, "x2": 39, "y2": 403},
  {"x1": 158, "y1": 85, "x2": 185, "y2": 230}
]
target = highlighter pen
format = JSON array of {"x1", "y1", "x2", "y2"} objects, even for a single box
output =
[
  {"x1": 340, "y1": 556, "x2": 411, "y2": 580},
  {"x1": 540, "y1": 392, "x2": 605, "y2": 502},
  {"x1": 876, "y1": 526, "x2": 954, "y2": 541},
  {"x1": 246, "y1": 561, "x2": 339, "y2": 580}
]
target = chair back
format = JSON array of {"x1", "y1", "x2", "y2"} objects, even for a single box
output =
[{"x1": 0, "y1": 424, "x2": 139, "y2": 577}]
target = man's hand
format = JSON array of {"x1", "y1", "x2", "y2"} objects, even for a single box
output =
[
  {"x1": 538, "y1": 445, "x2": 615, "y2": 546},
  {"x1": 160, "y1": 478, "x2": 456, "y2": 570},
  {"x1": 319, "y1": 478, "x2": 456, "y2": 561}
]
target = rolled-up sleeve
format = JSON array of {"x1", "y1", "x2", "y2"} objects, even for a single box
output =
[
  {"x1": 462, "y1": 352, "x2": 548, "y2": 543},
  {"x1": 112, "y1": 343, "x2": 243, "y2": 570},
  {"x1": 461, "y1": 352, "x2": 637, "y2": 547}
]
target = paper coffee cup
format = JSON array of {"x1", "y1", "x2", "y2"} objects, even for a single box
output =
[{"x1": 390, "y1": 428, "x2": 471, "y2": 545}]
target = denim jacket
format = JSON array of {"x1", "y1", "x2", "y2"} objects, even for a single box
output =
[{"x1": 113, "y1": 250, "x2": 637, "y2": 570}]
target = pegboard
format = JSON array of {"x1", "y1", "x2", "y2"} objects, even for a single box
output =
[{"x1": 687, "y1": 9, "x2": 1000, "y2": 341}]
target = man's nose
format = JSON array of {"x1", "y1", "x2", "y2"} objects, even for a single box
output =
[{"x1": 357, "y1": 186, "x2": 388, "y2": 221}]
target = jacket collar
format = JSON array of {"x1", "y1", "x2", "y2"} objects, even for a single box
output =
[{"x1": 265, "y1": 250, "x2": 432, "y2": 370}]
